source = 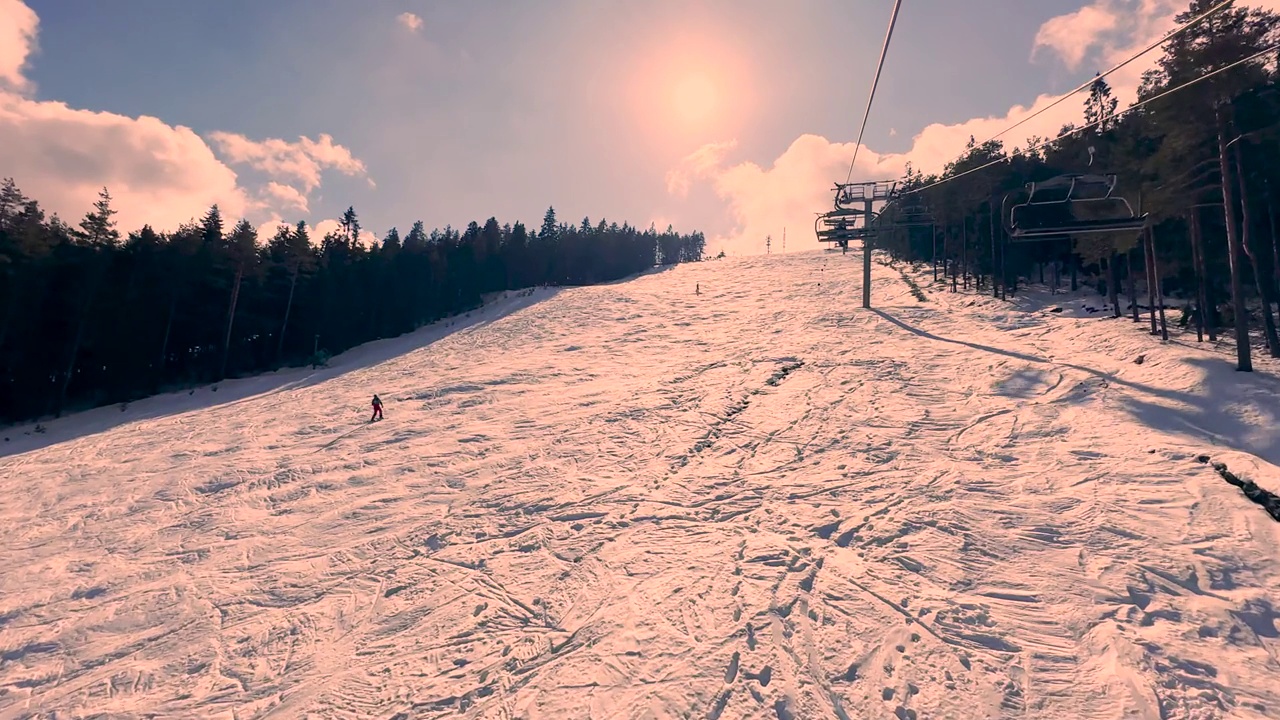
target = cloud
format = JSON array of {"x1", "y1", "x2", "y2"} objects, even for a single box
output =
[
  {"x1": 670, "y1": 134, "x2": 901, "y2": 256},
  {"x1": 312, "y1": 218, "x2": 378, "y2": 248},
  {"x1": 671, "y1": 0, "x2": 1280, "y2": 255},
  {"x1": 0, "y1": 0, "x2": 38, "y2": 93},
  {"x1": 207, "y1": 131, "x2": 371, "y2": 193},
  {"x1": 262, "y1": 181, "x2": 309, "y2": 213},
  {"x1": 1032, "y1": 4, "x2": 1119, "y2": 71},
  {"x1": 0, "y1": 93, "x2": 251, "y2": 233},
  {"x1": 0, "y1": 0, "x2": 368, "y2": 235},
  {"x1": 665, "y1": 140, "x2": 737, "y2": 197},
  {"x1": 397, "y1": 12, "x2": 424, "y2": 33}
]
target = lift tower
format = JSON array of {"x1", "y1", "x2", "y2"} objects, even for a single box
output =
[{"x1": 814, "y1": 180, "x2": 896, "y2": 307}]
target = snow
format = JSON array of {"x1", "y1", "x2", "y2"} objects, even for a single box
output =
[{"x1": 2, "y1": 251, "x2": 1278, "y2": 719}]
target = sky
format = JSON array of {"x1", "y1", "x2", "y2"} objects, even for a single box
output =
[{"x1": 2, "y1": 0, "x2": 1276, "y2": 254}]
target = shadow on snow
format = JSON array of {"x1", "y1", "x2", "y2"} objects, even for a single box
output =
[
  {"x1": 871, "y1": 308, "x2": 1280, "y2": 468},
  {"x1": 0, "y1": 288, "x2": 561, "y2": 460}
]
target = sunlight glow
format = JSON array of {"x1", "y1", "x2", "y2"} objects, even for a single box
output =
[
  {"x1": 625, "y1": 34, "x2": 753, "y2": 152},
  {"x1": 671, "y1": 71, "x2": 720, "y2": 128}
]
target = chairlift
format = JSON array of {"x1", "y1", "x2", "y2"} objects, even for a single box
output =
[
  {"x1": 815, "y1": 180, "x2": 894, "y2": 252},
  {"x1": 1005, "y1": 173, "x2": 1147, "y2": 242},
  {"x1": 815, "y1": 211, "x2": 876, "y2": 245},
  {"x1": 881, "y1": 192, "x2": 935, "y2": 228},
  {"x1": 832, "y1": 181, "x2": 897, "y2": 211}
]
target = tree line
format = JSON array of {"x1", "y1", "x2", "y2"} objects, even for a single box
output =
[
  {"x1": 875, "y1": 0, "x2": 1280, "y2": 372},
  {"x1": 0, "y1": 189, "x2": 706, "y2": 423}
]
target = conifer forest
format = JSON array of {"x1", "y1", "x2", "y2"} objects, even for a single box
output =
[{"x1": 0, "y1": 194, "x2": 705, "y2": 423}]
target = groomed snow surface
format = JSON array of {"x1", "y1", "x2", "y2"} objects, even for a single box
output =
[{"x1": 2, "y1": 251, "x2": 1279, "y2": 720}]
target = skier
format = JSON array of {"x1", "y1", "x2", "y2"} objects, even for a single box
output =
[
  {"x1": 696, "y1": 283, "x2": 700, "y2": 295},
  {"x1": 371, "y1": 394, "x2": 383, "y2": 422}
]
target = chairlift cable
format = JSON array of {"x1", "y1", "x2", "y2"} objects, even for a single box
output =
[
  {"x1": 844, "y1": 0, "x2": 905, "y2": 185},
  {"x1": 974, "y1": 0, "x2": 1235, "y2": 152},
  {"x1": 902, "y1": 42, "x2": 1280, "y2": 197}
]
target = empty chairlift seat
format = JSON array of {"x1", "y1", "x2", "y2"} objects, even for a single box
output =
[{"x1": 1007, "y1": 173, "x2": 1147, "y2": 241}]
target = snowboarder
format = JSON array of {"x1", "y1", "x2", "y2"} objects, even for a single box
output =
[{"x1": 371, "y1": 394, "x2": 383, "y2": 422}]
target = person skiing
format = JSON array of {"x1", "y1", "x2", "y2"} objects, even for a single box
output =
[{"x1": 371, "y1": 394, "x2": 383, "y2": 422}]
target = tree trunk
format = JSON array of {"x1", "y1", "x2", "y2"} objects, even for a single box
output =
[
  {"x1": 0, "y1": 276, "x2": 21, "y2": 352},
  {"x1": 1150, "y1": 228, "x2": 1168, "y2": 341},
  {"x1": 991, "y1": 210, "x2": 999, "y2": 298},
  {"x1": 1191, "y1": 209, "x2": 1216, "y2": 342},
  {"x1": 1144, "y1": 228, "x2": 1158, "y2": 336},
  {"x1": 277, "y1": 264, "x2": 299, "y2": 362},
  {"x1": 1234, "y1": 143, "x2": 1280, "y2": 357},
  {"x1": 999, "y1": 234, "x2": 1008, "y2": 301},
  {"x1": 55, "y1": 255, "x2": 108, "y2": 416},
  {"x1": 861, "y1": 196, "x2": 873, "y2": 309},
  {"x1": 158, "y1": 291, "x2": 178, "y2": 377},
  {"x1": 1108, "y1": 252, "x2": 1121, "y2": 318},
  {"x1": 1069, "y1": 244, "x2": 1078, "y2": 292},
  {"x1": 1127, "y1": 250, "x2": 1139, "y2": 322},
  {"x1": 1188, "y1": 212, "x2": 1205, "y2": 342},
  {"x1": 961, "y1": 219, "x2": 969, "y2": 290},
  {"x1": 218, "y1": 263, "x2": 244, "y2": 381},
  {"x1": 1006, "y1": 237, "x2": 1015, "y2": 294},
  {"x1": 932, "y1": 227, "x2": 938, "y2": 281},
  {"x1": 1217, "y1": 113, "x2": 1252, "y2": 371},
  {"x1": 1270, "y1": 194, "x2": 1280, "y2": 304},
  {"x1": 950, "y1": 229, "x2": 958, "y2": 293}
]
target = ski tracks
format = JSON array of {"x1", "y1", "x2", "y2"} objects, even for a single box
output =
[{"x1": 3, "y1": 254, "x2": 1279, "y2": 719}]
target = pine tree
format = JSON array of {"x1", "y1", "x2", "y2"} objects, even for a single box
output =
[
  {"x1": 340, "y1": 206, "x2": 361, "y2": 247},
  {"x1": 382, "y1": 227, "x2": 402, "y2": 253},
  {"x1": 1083, "y1": 73, "x2": 1119, "y2": 134},
  {"x1": 79, "y1": 188, "x2": 120, "y2": 247},
  {"x1": 200, "y1": 204, "x2": 224, "y2": 246},
  {"x1": 540, "y1": 206, "x2": 558, "y2": 240}
]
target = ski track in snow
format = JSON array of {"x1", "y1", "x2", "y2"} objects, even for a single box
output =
[{"x1": 2, "y1": 251, "x2": 1279, "y2": 720}]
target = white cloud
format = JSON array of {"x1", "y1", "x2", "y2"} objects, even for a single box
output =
[
  {"x1": 1032, "y1": 4, "x2": 1119, "y2": 71},
  {"x1": 670, "y1": 134, "x2": 901, "y2": 256},
  {"x1": 397, "y1": 12, "x2": 424, "y2": 33},
  {"x1": 0, "y1": 0, "x2": 246, "y2": 231},
  {"x1": 312, "y1": 218, "x2": 377, "y2": 248},
  {"x1": 262, "y1": 181, "x2": 310, "y2": 214},
  {"x1": 0, "y1": 0, "x2": 370, "y2": 234},
  {"x1": 0, "y1": 0, "x2": 38, "y2": 93},
  {"x1": 207, "y1": 131, "x2": 370, "y2": 193},
  {"x1": 665, "y1": 140, "x2": 737, "y2": 198},
  {"x1": 0, "y1": 93, "x2": 251, "y2": 233}
]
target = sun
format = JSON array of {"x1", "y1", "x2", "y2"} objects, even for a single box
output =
[
  {"x1": 670, "y1": 71, "x2": 719, "y2": 128},
  {"x1": 624, "y1": 35, "x2": 752, "y2": 150}
]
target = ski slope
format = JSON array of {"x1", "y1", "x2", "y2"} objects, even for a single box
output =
[{"x1": 2, "y1": 251, "x2": 1278, "y2": 720}]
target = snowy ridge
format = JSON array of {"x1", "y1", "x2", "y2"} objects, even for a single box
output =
[{"x1": 1, "y1": 251, "x2": 1277, "y2": 719}]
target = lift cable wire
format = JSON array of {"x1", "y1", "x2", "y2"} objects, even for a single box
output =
[
  {"x1": 844, "y1": 0, "x2": 905, "y2": 185},
  {"x1": 975, "y1": 0, "x2": 1235, "y2": 152},
  {"x1": 901, "y1": 42, "x2": 1279, "y2": 197}
]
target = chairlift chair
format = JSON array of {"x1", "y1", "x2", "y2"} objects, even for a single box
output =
[
  {"x1": 883, "y1": 193, "x2": 936, "y2": 228},
  {"x1": 815, "y1": 210, "x2": 878, "y2": 250},
  {"x1": 1006, "y1": 173, "x2": 1147, "y2": 241},
  {"x1": 832, "y1": 181, "x2": 898, "y2": 212}
]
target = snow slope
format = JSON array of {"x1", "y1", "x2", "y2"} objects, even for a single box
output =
[{"x1": 1, "y1": 251, "x2": 1278, "y2": 720}]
